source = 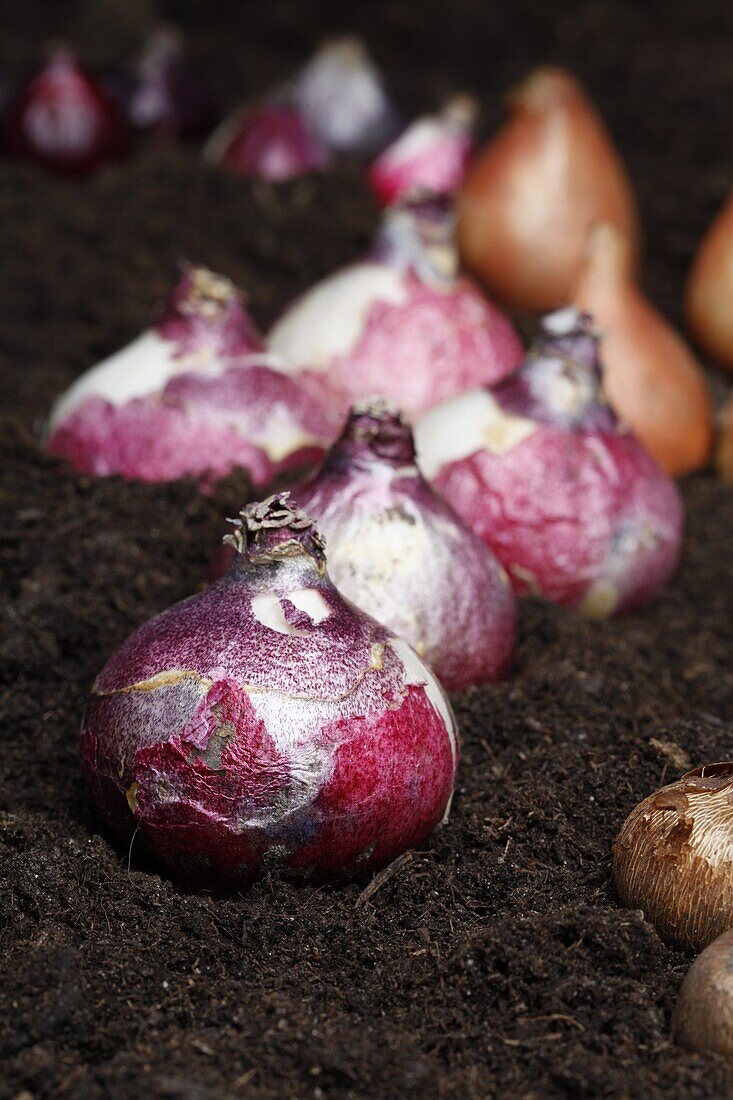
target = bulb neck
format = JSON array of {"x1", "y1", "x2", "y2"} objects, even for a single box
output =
[
  {"x1": 324, "y1": 398, "x2": 416, "y2": 474},
  {"x1": 224, "y1": 493, "x2": 326, "y2": 574},
  {"x1": 368, "y1": 194, "x2": 458, "y2": 285},
  {"x1": 157, "y1": 265, "x2": 265, "y2": 358},
  {"x1": 496, "y1": 307, "x2": 616, "y2": 430}
]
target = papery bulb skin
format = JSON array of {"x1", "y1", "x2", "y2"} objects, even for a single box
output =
[
  {"x1": 576, "y1": 223, "x2": 712, "y2": 476},
  {"x1": 293, "y1": 36, "x2": 400, "y2": 158},
  {"x1": 2, "y1": 46, "x2": 129, "y2": 175},
  {"x1": 123, "y1": 26, "x2": 215, "y2": 141},
  {"x1": 458, "y1": 67, "x2": 640, "y2": 312},
  {"x1": 47, "y1": 265, "x2": 339, "y2": 485},
  {"x1": 614, "y1": 763, "x2": 733, "y2": 953},
  {"x1": 369, "y1": 95, "x2": 478, "y2": 206},
  {"x1": 82, "y1": 494, "x2": 458, "y2": 886},
  {"x1": 205, "y1": 99, "x2": 329, "y2": 181},
  {"x1": 416, "y1": 308, "x2": 683, "y2": 617},
  {"x1": 686, "y1": 191, "x2": 733, "y2": 371},
  {"x1": 214, "y1": 399, "x2": 516, "y2": 689},
  {"x1": 268, "y1": 195, "x2": 523, "y2": 418}
]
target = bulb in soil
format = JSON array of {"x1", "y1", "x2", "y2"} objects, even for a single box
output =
[
  {"x1": 205, "y1": 99, "x2": 329, "y2": 181},
  {"x1": 575, "y1": 223, "x2": 712, "y2": 477},
  {"x1": 415, "y1": 307, "x2": 683, "y2": 616},
  {"x1": 614, "y1": 762, "x2": 733, "y2": 952},
  {"x1": 686, "y1": 190, "x2": 733, "y2": 372},
  {"x1": 2, "y1": 44, "x2": 129, "y2": 175},
  {"x1": 268, "y1": 193, "x2": 523, "y2": 418},
  {"x1": 292, "y1": 36, "x2": 400, "y2": 158},
  {"x1": 673, "y1": 928, "x2": 733, "y2": 1058},
  {"x1": 211, "y1": 398, "x2": 516, "y2": 690},
  {"x1": 82, "y1": 493, "x2": 459, "y2": 886},
  {"x1": 47, "y1": 265, "x2": 339, "y2": 486},
  {"x1": 118, "y1": 25, "x2": 216, "y2": 142},
  {"x1": 457, "y1": 67, "x2": 640, "y2": 311}
]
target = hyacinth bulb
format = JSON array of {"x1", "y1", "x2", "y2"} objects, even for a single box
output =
[
  {"x1": 293, "y1": 36, "x2": 400, "y2": 158},
  {"x1": 205, "y1": 98, "x2": 329, "y2": 181},
  {"x1": 82, "y1": 493, "x2": 459, "y2": 886},
  {"x1": 122, "y1": 26, "x2": 215, "y2": 141},
  {"x1": 2, "y1": 45, "x2": 129, "y2": 174},
  {"x1": 212, "y1": 399, "x2": 516, "y2": 690},
  {"x1": 416, "y1": 308, "x2": 683, "y2": 617},
  {"x1": 268, "y1": 194, "x2": 523, "y2": 418},
  {"x1": 47, "y1": 265, "x2": 339, "y2": 485}
]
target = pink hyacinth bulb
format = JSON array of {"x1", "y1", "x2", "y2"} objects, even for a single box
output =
[
  {"x1": 47, "y1": 265, "x2": 340, "y2": 486},
  {"x1": 82, "y1": 493, "x2": 458, "y2": 886},
  {"x1": 416, "y1": 308, "x2": 684, "y2": 617},
  {"x1": 268, "y1": 194, "x2": 523, "y2": 418}
]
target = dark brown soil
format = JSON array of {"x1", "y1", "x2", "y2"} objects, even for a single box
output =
[{"x1": 2, "y1": 2, "x2": 733, "y2": 1097}]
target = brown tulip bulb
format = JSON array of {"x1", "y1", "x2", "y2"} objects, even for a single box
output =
[
  {"x1": 686, "y1": 191, "x2": 733, "y2": 371},
  {"x1": 575, "y1": 223, "x2": 713, "y2": 477},
  {"x1": 457, "y1": 67, "x2": 640, "y2": 312},
  {"x1": 673, "y1": 927, "x2": 733, "y2": 1059},
  {"x1": 614, "y1": 763, "x2": 733, "y2": 953}
]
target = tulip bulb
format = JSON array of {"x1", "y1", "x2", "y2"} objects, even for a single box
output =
[
  {"x1": 575, "y1": 223, "x2": 713, "y2": 476},
  {"x1": 614, "y1": 763, "x2": 733, "y2": 952},
  {"x1": 686, "y1": 191, "x2": 733, "y2": 371},
  {"x1": 457, "y1": 67, "x2": 639, "y2": 312}
]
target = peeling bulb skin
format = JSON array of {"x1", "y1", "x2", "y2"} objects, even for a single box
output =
[
  {"x1": 205, "y1": 101, "x2": 329, "y2": 181},
  {"x1": 415, "y1": 309, "x2": 683, "y2": 615},
  {"x1": 47, "y1": 265, "x2": 340, "y2": 485},
  {"x1": 673, "y1": 929, "x2": 733, "y2": 1059},
  {"x1": 268, "y1": 195, "x2": 523, "y2": 418},
  {"x1": 213, "y1": 399, "x2": 516, "y2": 690},
  {"x1": 575, "y1": 223, "x2": 713, "y2": 477},
  {"x1": 613, "y1": 763, "x2": 733, "y2": 952},
  {"x1": 293, "y1": 37, "x2": 400, "y2": 158},
  {"x1": 457, "y1": 67, "x2": 639, "y2": 312},
  {"x1": 82, "y1": 494, "x2": 458, "y2": 887},
  {"x1": 1, "y1": 46, "x2": 129, "y2": 175},
  {"x1": 369, "y1": 95, "x2": 478, "y2": 206}
]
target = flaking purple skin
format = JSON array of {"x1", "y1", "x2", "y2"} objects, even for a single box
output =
[
  {"x1": 48, "y1": 267, "x2": 340, "y2": 485},
  {"x1": 273, "y1": 400, "x2": 515, "y2": 689},
  {"x1": 270, "y1": 196, "x2": 523, "y2": 417},
  {"x1": 423, "y1": 309, "x2": 684, "y2": 616},
  {"x1": 82, "y1": 494, "x2": 458, "y2": 886}
]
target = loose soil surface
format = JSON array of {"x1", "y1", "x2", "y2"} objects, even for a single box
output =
[{"x1": 2, "y1": 2, "x2": 733, "y2": 1097}]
